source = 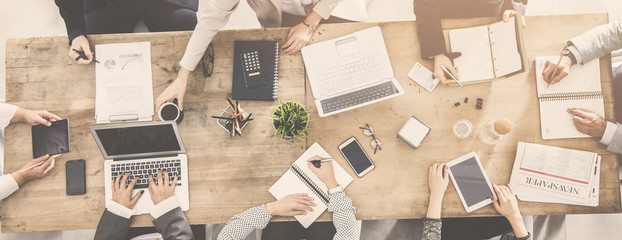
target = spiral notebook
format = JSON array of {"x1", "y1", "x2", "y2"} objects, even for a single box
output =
[
  {"x1": 269, "y1": 142, "x2": 353, "y2": 228},
  {"x1": 232, "y1": 40, "x2": 279, "y2": 100},
  {"x1": 535, "y1": 56, "x2": 604, "y2": 139},
  {"x1": 446, "y1": 15, "x2": 527, "y2": 84}
]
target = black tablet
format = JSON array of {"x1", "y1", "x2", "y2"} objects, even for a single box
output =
[{"x1": 31, "y1": 119, "x2": 70, "y2": 158}]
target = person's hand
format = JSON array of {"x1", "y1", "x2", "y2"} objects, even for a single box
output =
[
  {"x1": 68, "y1": 35, "x2": 93, "y2": 64},
  {"x1": 306, "y1": 156, "x2": 338, "y2": 189},
  {"x1": 11, "y1": 154, "x2": 56, "y2": 186},
  {"x1": 148, "y1": 169, "x2": 178, "y2": 205},
  {"x1": 502, "y1": 10, "x2": 526, "y2": 28},
  {"x1": 433, "y1": 54, "x2": 460, "y2": 85},
  {"x1": 492, "y1": 184, "x2": 528, "y2": 238},
  {"x1": 282, "y1": 22, "x2": 314, "y2": 54},
  {"x1": 156, "y1": 68, "x2": 190, "y2": 112},
  {"x1": 567, "y1": 108, "x2": 607, "y2": 137},
  {"x1": 426, "y1": 162, "x2": 448, "y2": 219},
  {"x1": 542, "y1": 56, "x2": 573, "y2": 85},
  {"x1": 428, "y1": 163, "x2": 449, "y2": 198},
  {"x1": 112, "y1": 172, "x2": 144, "y2": 209},
  {"x1": 265, "y1": 193, "x2": 316, "y2": 216},
  {"x1": 11, "y1": 108, "x2": 62, "y2": 126}
]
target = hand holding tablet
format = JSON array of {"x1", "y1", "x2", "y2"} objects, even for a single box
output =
[{"x1": 446, "y1": 152, "x2": 496, "y2": 213}]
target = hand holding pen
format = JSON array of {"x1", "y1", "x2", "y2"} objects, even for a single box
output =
[
  {"x1": 542, "y1": 49, "x2": 573, "y2": 87},
  {"x1": 68, "y1": 35, "x2": 97, "y2": 64},
  {"x1": 433, "y1": 52, "x2": 461, "y2": 86},
  {"x1": 307, "y1": 156, "x2": 338, "y2": 189}
]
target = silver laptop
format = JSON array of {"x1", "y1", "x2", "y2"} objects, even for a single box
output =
[
  {"x1": 301, "y1": 26, "x2": 404, "y2": 117},
  {"x1": 90, "y1": 121, "x2": 189, "y2": 215}
]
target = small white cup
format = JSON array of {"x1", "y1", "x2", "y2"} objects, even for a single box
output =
[
  {"x1": 158, "y1": 102, "x2": 180, "y2": 122},
  {"x1": 453, "y1": 119, "x2": 473, "y2": 139}
]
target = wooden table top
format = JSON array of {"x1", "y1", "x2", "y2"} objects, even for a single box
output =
[{"x1": 3, "y1": 13, "x2": 618, "y2": 232}]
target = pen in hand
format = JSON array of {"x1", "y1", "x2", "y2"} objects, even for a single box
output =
[
  {"x1": 546, "y1": 49, "x2": 565, "y2": 89},
  {"x1": 72, "y1": 49, "x2": 100, "y2": 63},
  {"x1": 440, "y1": 65, "x2": 463, "y2": 88},
  {"x1": 311, "y1": 158, "x2": 333, "y2": 168}
]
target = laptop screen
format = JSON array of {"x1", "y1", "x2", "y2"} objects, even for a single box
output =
[{"x1": 94, "y1": 123, "x2": 182, "y2": 159}]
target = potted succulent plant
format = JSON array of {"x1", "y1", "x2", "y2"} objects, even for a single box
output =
[{"x1": 271, "y1": 98, "x2": 309, "y2": 140}]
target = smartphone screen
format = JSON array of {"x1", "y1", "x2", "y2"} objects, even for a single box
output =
[
  {"x1": 341, "y1": 140, "x2": 373, "y2": 174},
  {"x1": 66, "y1": 160, "x2": 86, "y2": 195}
]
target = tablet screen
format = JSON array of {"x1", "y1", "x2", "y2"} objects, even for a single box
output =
[{"x1": 449, "y1": 157, "x2": 493, "y2": 207}]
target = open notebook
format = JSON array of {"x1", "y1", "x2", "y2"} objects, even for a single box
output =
[
  {"x1": 269, "y1": 142, "x2": 354, "y2": 228},
  {"x1": 446, "y1": 15, "x2": 527, "y2": 84},
  {"x1": 535, "y1": 56, "x2": 604, "y2": 139}
]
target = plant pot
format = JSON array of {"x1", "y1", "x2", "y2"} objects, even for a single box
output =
[{"x1": 272, "y1": 101, "x2": 309, "y2": 139}]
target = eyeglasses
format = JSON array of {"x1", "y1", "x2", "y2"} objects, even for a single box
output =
[
  {"x1": 200, "y1": 43, "x2": 214, "y2": 77},
  {"x1": 359, "y1": 124, "x2": 382, "y2": 154}
]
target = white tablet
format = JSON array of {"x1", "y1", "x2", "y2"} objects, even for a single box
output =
[{"x1": 446, "y1": 152, "x2": 497, "y2": 213}]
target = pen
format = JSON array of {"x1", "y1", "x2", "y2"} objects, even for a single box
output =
[
  {"x1": 547, "y1": 49, "x2": 565, "y2": 89},
  {"x1": 72, "y1": 49, "x2": 100, "y2": 63},
  {"x1": 311, "y1": 158, "x2": 333, "y2": 166},
  {"x1": 20, "y1": 154, "x2": 58, "y2": 172},
  {"x1": 440, "y1": 65, "x2": 463, "y2": 88}
]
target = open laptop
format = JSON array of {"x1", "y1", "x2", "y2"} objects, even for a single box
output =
[
  {"x1": 301, "y1": 26, "x2": 404, "y2": 117},
  {"x1": 90, "y1": 121, "x2": 189, "y2": 215}
]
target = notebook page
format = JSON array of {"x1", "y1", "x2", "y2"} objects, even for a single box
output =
[
  {"x1": 293, "y1": 143, "x2": 354, "y2": 192},
  {"x1": 539, "y1": 97, "x2": 605, "y2": 139},
  {"x1": 489, "y1": 17, "x2": 522, "y2": 77},
  {"x1": 448, "y1": 25, "x2": 495, "y2": 82},
  {"x1": 535, "y1": 56, "x2": 601, "y2": 96}
]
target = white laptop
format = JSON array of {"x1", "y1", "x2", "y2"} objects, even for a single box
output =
[
  {"x1": 301, "y1": 26, "x2": 404, "y2": 117},
  {"x1": 90, "y1": 121, "x2": 190, "y2": 215}
]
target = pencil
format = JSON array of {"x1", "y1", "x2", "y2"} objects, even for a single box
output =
[
  {"x1": 20, "y1": 160, "x2": 46, "y2": 173},
  {"x1": 547, "y1": 49, "x2": 565, "y2": 89}
]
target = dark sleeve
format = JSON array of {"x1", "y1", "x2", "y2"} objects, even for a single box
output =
[
  {"x1": 413, "y1": 0, "x2": 447, "y2": 59},
  {"x1": 153, "y1": 207, "x2": 194, "y2": 240},
  {"x1": 94, "y1": 209, "x2": 132, "y2": 240},
  {"x1": 54, "y1": 0, "x2": 86, "y2": 45},
  {"x1": 422, "y1": 218, "x2": 442, "y2": 240}
]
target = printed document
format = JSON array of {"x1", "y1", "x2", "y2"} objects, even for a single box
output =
[{"x1": 95, "y1": 42, "x2": 153, "y2": 124}]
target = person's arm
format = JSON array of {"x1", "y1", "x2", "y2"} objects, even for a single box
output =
[
  {"x1": 305, "y1": 156, "x2": 357, "y2": 239},
  {"x1": 327, "y1": 191, "x2": 357, "y2": 240},
  {"x1": 95, "y1": 172, "x2": 144, "y2": 240},
  {"x1": 568, "y1": 19, "x2": 622, "y2": 65},
  {"x1": 10, "y1": 107, "x2": 62, "y2": 126},
  {"x1": 602, "y1": 122, "x2": 622, "y2": 154},
  {"x1": 492, "y1": 185, "x2": 530, "y2": 239},
  {"x1": 149, "y1": 170, "x2": 193, "y2": 240},
  {"x1": 217, "y1": 194, "x2": 315, "y2": 240},
  {"x1": 0, "y1": 175, "x2": 19, "y2": 200},
  {"x1": 157, "y1": 0, "x2": 240, "y2": 111},
  {"x1": 413, "y1": 0, "x2": 445, "y2": 59},
  {"x1": 54, "y1": 0, "x2": 85, "y2": 46},
  {"x1": 0, "y1": 103, "x2": 19, "y2": 129},
  {"x1": 422, "y1": 163, "x2": 449, "y2": 240},
  {"x1": 281, "y1": 0, "x2": 344, "y2": 54},
  {"x1": 565, "y1": 107, "x2": 622, "y2": 154}
]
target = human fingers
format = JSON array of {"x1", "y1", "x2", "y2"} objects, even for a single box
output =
[
  {"x1": 286, "y1": 27, "x2": 295, "y2": 41},
  {"x1": 68, "y1": 49, "x2": 80, "y2": 62},
  {"x1": 121, "y1": 172, "x2": 130, "y2": 189},
  {"x1": 172, "y1": 173, "x2": 178, "y2": 188},
  {"x1": 572, "y1": 116, "x2": 591, "y2": 127},
  {"x1": 503, "y1": 10, "x2": 516, "y2": 22},
  {"x1": 291, "y1": 40, "x2": 307, "y2": 54},
  {"x1": 114, "y1": 174, "x2": 121, "y2": 191},
  {"x1": 81, "y1": 41, "x2": 93, "y2": 61},
  {"x1": 295, "y1": 203, "x2": 314, "y2": 212},
  {"x1": 542, "y1": 61, "x2": 555, "y2": 83},
  {"x1": 43, "y1": 157, "x2": 55, "y2": 174},
  {"x1": 33, "y1": 114, "x2": 52, "y2": 126},
  {"x1": 128, "y1": 176, "x2": 140, "y2": 190},
  {"x1": 177, "y1": 96, "x2": 184, "y2": 111},
  {"x1": 77, "y1": 58, "x2": 92, "y2": 65},
  {"x1": 292, "y1": 210, "x2": 307, "y2": 215},
  {"x1": 38, "y1": 156, "x2": 55, "y2": 174},
  {"x1": 129, "y1": 189, "x2": 144, "y2": 207},
  {"x1": 281, "y1": 36, "x2": 296, "y2": 50},
  {"x1": 285, "y1": 39, "x2": 305, "y2": 54},
  {"x1": 157, "y1": 169, "x2": 163, "y2": 186},
  {"x1": 442, "y1": 164, "x2": 448, "y2": 179},
  {"x1": 493, "y1": 185, "x2": 506, "y2": 201},
  {"x1": 307, "y1": 156, "x2": 324, "y2": 163},
  {"x1": 446, "y1": 64, "x2": 460, "y2": 80},
  {"x1": 164, "y1": 170, "x2": 170, "y2": 186},
  {"x1": 112, "y1": 178, "x2": 117, "y2": 192},
  {"x1": 41, "y1": 111, "x2": 62, "y2": 121},
  {"x1": 567, "y1": 108, "x2": 593, "y2": 120},
  {"x1": 435, "y1": 163, "x2": 443, "y2": 175},
  {"x1": 148, "y1": 173, "x2": 155, "y2": 191},
  {"x1": 491, "y1": 195, "x2": 502, "y2": 212},
  {"x1": 550, "y1": 68, "x2": 568, "y2": 85},
  {"x1": 434, "y1": 68, "x2": 449, "y2": 84}
]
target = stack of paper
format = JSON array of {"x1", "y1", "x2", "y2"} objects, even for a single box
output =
[
  {"x1": 95, "y1": 42, "x2": 154, "y2": 124},
  {"x1": 509, "y1": 142, "x2": 600, "y2": 207}
]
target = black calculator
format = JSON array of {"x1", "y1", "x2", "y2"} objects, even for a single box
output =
[{"x1": 241, "y1": 50, "x2": 268, "y2": 89}]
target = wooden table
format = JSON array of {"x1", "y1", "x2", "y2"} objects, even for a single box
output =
[{"x1": 3, "y1": 13, "x2": 619, "y2": 232}]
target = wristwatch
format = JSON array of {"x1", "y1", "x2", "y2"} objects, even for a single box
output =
[
  {"x1": 328, "y1": 185, "x2": 343, "y2": 195},
  {"x1": 562, "y1": 47, "x2": 577, "y2": 65}
]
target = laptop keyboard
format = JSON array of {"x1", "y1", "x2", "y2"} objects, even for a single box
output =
[
  {"x1": 315, "y1": 53, "x2": 387, "y2": 95},
  {"x1": 111, "y1": 159, "x2": 182, "y2": 189},
  {"x1": 320, "y1": 81, "x2": 398, "y2": 114}
]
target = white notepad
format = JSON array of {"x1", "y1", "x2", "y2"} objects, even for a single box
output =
[
  {"x1": 448, "y1": 17, "x2": 523, "y2": 83},
  {"x1": 269, "y1": 142, "x2": 353, "y2": 228},
  {"x1": 535, "y1": 57, "x2": 604, "y2": 139}
]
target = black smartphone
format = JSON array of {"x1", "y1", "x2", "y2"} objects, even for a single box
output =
[{"x1": 66, "y1": 159, "x2": 86, "y2": 195}]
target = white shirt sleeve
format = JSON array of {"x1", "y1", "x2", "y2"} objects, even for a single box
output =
[
  {"x1": 0, "y1": 103, "x2": 19, "y2": 129},
  {"x1": 150, "y1": 196, "x2": 179, "y2": 219},
  {"x1": 179, "y1": 0, "x2": 240, "y2": 71},
  {"x1": 600, "y1": 121, "x2": 617, "y2": 145},
  {"x1": 106, "y1": 200, "x2": 135, "y2": 219},
  {"x1": 0, "y1": 174, "x2": 20, "y2": 200}
]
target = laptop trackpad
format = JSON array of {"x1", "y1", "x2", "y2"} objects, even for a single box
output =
[{"x1": 336, "y1": 36, "x2": 360, "y2": 58}]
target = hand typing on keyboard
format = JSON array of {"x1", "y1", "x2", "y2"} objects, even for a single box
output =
[
  {"x1": 148, "y1": 169, "x2": 179, "y2": 205},
  {"x1": 111, "y1": 172, "x2": 144, "y2": 209}
]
